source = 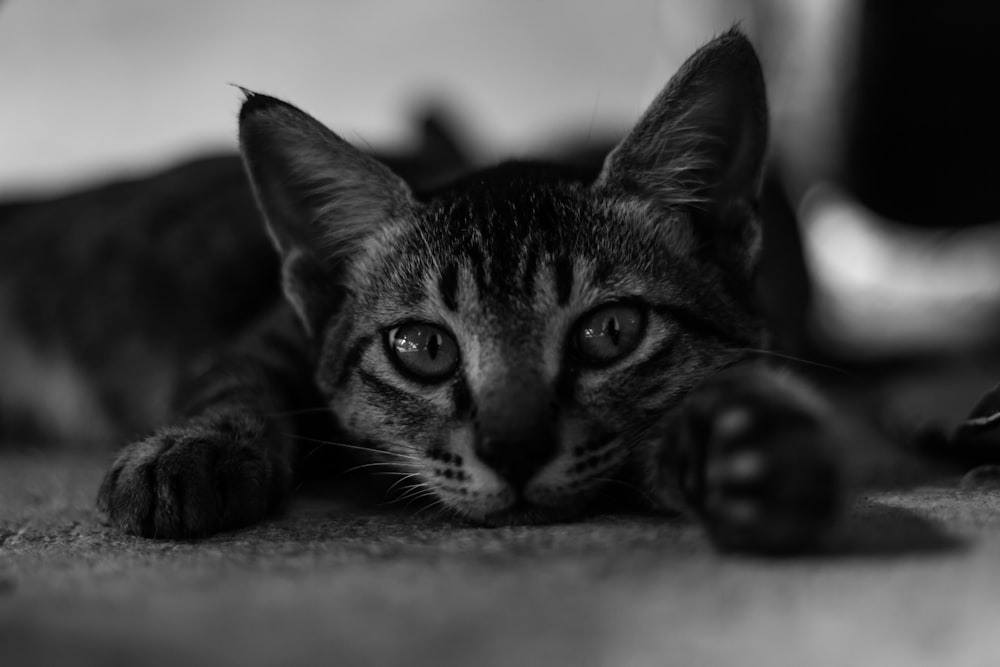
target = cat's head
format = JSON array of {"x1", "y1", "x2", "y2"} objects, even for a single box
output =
[{"x1": 239, "y1": 29, "x2": 768, "y2": 523}]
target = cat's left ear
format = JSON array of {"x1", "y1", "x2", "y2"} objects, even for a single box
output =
[
  {"x1": 594, "y1": 29, "x2": 768, "y2": 275},
  {"x1": 238, "y1": 92, "x2": 416, "y2": 336}
]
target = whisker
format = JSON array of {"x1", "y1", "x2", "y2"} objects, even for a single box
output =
[
  {"x1": 401, "y1": 486, "x2": 437, "y2": 502},
  {"x1": 380, "y1": 486, "x2": 435, "y2": 510},
  {"x1": 593, "y1": 476, "x2": 658, "y2": 507},
  {"x1": 288, "y1": 432, "x2": 424, "y2": 455},
  {"x1": 285, "y1": 434, "x2": 420, "y2": 461},
  {"x1": 393, "y1": 483, "x2": 443, "y2": 510},
  {"x1": 342, "y1": 461, "x2": 419, "y2": 475},
  {"x1": 387, "y1": 472, "x2": 424, "y2": 495},
  {"x1": 377, "y1": 477, "x2": 423, "y2": 506},
  {"x1": 726, "y1": 347, "x2": 856, "y2": 378},
  {"x1": 395, "y1": 482, "x2": 434, "y2": 503},
  {"x1": 411, "y1": 496, "x2": 448, "y2": 519},
  {"x1": 404, "y1": 490, "x2": 442, "y2": 513}
]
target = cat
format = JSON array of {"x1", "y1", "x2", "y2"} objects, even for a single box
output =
[{"x1": 2, "y1": 29, "x2": 990, "y2": 554}]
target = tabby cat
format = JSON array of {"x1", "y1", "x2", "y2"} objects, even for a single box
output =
[{"x1": 3, "y1": 30, "x2": 983, "y2": 554}]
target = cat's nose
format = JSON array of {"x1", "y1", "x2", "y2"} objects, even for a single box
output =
[
  {"x1": 474, "y1": 431, "x2": 557, "y2": 488},
  {"x1": 473, "y1": 383, "x2": 558, "y2": 488}
]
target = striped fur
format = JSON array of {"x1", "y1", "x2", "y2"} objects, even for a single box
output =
[
  {"x1": 89, "y1": 30, "x2": 858, "y2": 552},
  {"x1": 305, "y1": 160, "x2": 765, "y2": 522}
]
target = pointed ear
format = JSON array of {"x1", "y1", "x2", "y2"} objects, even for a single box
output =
[
  {"x1": 594, "y1": 29, "x2": 768, "y2": 274},
  {"x1": 238, "y1": 92, "x2": 415, "y2": 335}
]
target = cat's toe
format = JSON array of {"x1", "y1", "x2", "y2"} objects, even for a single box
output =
[{"x1": 97, "y1": 425, "x2": 283, "y2": 539}]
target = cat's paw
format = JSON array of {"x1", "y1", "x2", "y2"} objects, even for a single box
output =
[
  {"x1": 97, "y1": 414, "x2": 290, "y2": 539},
  {"x1": 663, "y1": 374, "x2": 842, "y2": 554}
]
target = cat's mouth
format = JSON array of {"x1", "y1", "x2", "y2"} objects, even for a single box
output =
[
  {"x1": 471, "y1": 499, "x2": 585, "y2": 527},
  {"x1": 462, "y1": 479, "x2": 616, "y2": 526},
  {"x1": 426, "y1": 431, "x2": 629, "y2": 526}
]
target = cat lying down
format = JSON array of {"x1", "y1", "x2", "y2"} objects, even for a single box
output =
[{"x1": 2, "y1": 29, "x2": 995, "y2": 554}]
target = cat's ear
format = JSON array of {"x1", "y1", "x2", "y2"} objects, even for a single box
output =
[
  {"x1": 594, "y1": 29, "x2": 767, "y2": 274},
  {"x1": 239, "y1": 91, "x2": 415, "y2": 335}
]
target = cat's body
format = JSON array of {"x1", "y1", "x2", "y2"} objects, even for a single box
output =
[
  {"x1": 1, "y1": 31, "x2": 988, "y2": 554},
  {"x1": 0, "y1": 156, "x2": 278, "y2": 442}
]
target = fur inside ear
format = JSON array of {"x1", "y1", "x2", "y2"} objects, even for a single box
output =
[
  {"x1": 238, "y1": 91, "x2": 415, "y2": 334},
  {"x1": 594, "y1": 29, "x2": 768, "y2": 274},
  {"x1": 597, "y1": 28, "x2": 768, "y2": 207}
]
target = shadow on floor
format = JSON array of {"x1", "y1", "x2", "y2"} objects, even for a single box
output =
[{"x1": 826, "y1": 500, "x2": 963, "y2": 558}]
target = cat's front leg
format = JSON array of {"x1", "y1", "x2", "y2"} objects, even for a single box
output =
[
  {"x1": 651, "y1": 363, "x2": 845, "y2": 554},
  {"x1": 97, "y1": 410, "x2": 292, "y2": 538},
  {"x1": 97, "y1": 309, "x2": 311, "y2": 539}
]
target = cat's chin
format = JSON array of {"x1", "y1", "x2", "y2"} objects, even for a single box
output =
[{"x1": 461, "y1": 500, "x2": 585, "y2": 527}]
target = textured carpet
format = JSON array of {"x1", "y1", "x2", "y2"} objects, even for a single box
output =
[{"x1": 3, "y1": 448, "x2": 1000, "y2": 667}]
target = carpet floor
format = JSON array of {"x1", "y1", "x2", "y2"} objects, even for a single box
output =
[{"x1": 3, "y1": 445, "x2": 1000, "y2": 667}]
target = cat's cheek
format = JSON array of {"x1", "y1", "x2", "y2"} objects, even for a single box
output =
[
  {"x1": 326, "y1": 393, "x2": 370, "y2": 440},
  {"x1": 525, "y1": 456, "x2": 623, "y2": 510},
  {"x1": 432, "y1": 424, "x2": 517, "y2": 517},
  {"x1": 328, "y1": 365, "x2": 449, "y2": 445},
  {"x1": 435, "y1": 477, "x2": 515, "y2": 519},
  {"x1": 511, "y1": 417, "x2": 627, "y2": 512}
]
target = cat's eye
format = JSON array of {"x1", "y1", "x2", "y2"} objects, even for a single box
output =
[
  {"x1": 574, "y1": 302, "x2": 645, "y2": 366},
  {"x1": 387, "y1": 323, "x2": 459, "y2": 382}
]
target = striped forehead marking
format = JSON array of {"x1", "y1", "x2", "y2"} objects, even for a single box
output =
[{"x1": 438, "y1": 261, "x2": 459, "y2": 312}]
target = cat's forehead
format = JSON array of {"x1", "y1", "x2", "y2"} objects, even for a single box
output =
[
  {"x1": 350, "y1": 162, "x2": 691, "y2": 320},
  {"x1": 420, "y1": 168, "x2": 608, "y2": 300},
  {"x1": 417, "y1": 165, "x2": 686, "y2": 289},
  {"x1": 427, "y1": 162, "x2": 593, "y2": 252}
]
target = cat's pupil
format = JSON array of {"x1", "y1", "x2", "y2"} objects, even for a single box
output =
[
  {"x1": 427, "y1": 333, "x2": 441, "y2": 360},
  {"x1": 604, "y1": 316, "x2": 621, "y2": 346}
]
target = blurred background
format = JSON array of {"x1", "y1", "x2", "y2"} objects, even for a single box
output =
[
  {"x1": 5, "y1": 0, "x2": 1000, "y2": 383},
  {"x1": 0, "y1": 0, "x2": 736, "y2": 193}
]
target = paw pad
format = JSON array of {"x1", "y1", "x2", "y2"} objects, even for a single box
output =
[
  {"x1": 712, "y1": 407, "x2": 754, "y2": 441},
  {"x1": 706, "y1": 449, "x2": 766, "y2": 486}
]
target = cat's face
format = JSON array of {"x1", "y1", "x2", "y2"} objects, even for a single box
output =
[
  {"x1": 316, "y1": 167, "x2": 763, "y2": 522},
  {"x1": 239, "y1": 29, "x2": 768, "y2": 523}
]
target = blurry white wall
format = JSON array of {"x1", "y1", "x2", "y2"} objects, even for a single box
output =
[{"x1": 0, "y1": 0, "x2": 753, "y2": 195}]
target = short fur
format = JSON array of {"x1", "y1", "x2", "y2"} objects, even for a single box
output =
[{"x1": 2, "y1": 30, "x2": 989, "y2": 554}]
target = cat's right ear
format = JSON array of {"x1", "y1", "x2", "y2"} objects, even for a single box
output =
[
  {"x1": 238, "y1": 91, "x2": 416, "y2": 336},
  {"x1": 593, "y1": 29, "x2": 768, "y2": 278}
]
